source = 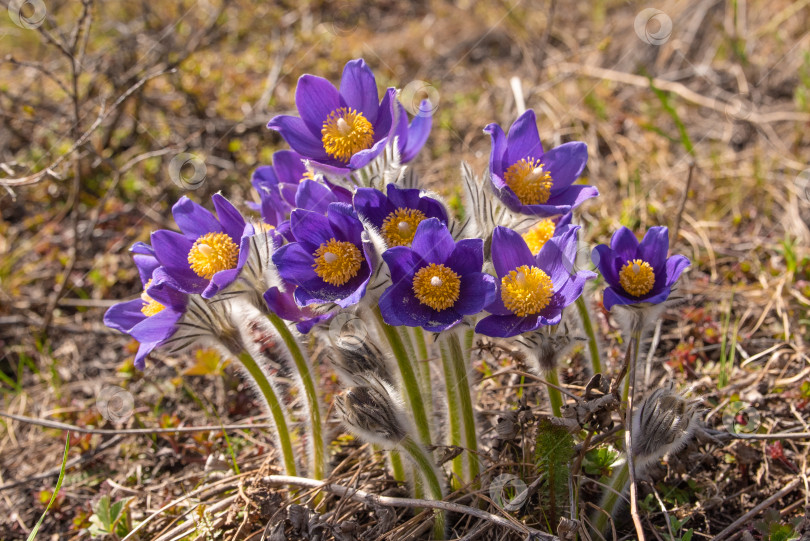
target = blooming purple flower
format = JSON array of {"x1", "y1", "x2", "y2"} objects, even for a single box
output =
[
  {"x1": 485, "y1": 109, "x2": 598, "y2": 217},
  {"x1": 354, "y1": 184, "x2": 448, "y2": 247},
  {"x1": 104, "y1": 248, "x2": 188, "y2": 370},
  {"x1": 271, "y1": 202, "x2": 372, "y2": 308},
  {"x1": 379, "y1": 218, "x2": 496, "y2": 332},
  {"x1": 267, "y1": 59, "x2": 399, "y2": 176},
  {"x1": 591, "y1": 226, "x2": 690, "y2": 311},
  {"x1": 476, "y1": 225, "x2": 595, "y2": 338},
  {"x1": 151, "y1": 194, "x2": 253, "y2": 299}
]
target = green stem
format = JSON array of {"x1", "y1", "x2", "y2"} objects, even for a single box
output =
[
  {"x1": 412, "y1": 327, "x2": 433, "y2": 411},
  {"x1": 372, "y1": 306, "x2": 432, "y2": 445},
  {"x1": 267, "y1": 312, "x2": 325, "y2": 480},
  {"x1": 439, "y1": 336, "x2": 464, "y2": 487},
  {"x1": 389, "y1": 449, "x2": 406, "y2": 483},
  {"x1": 447, "y1": 330, "x2": 480, "y2": 482},
  {"x1": 401, "y1": 437, "x2": 446, "y2": 539},
  {"x1": 592, "y1": 461, "x2": 629, "y2": 535},
  {"x1": 622, "y1": 330, "x2": 642, "y2": 403},
  {"x1": 237, "y1": 351, "x2": 297, "y2": 476},
  {"x1": 575, "y1": 296, "x2": 602, "y2": 375},
  {"x1": 545, "y1": 368, "x2": 564, "y2": 418}
]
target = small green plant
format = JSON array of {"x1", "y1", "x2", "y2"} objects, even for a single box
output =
[
  {"x1": 582, "y1": 444, "x2": 621, "y2": 479},
  {"x1": 88, "y1": 494, "x2": 135, "y2": 539},
  {"x1": 754, "y1": 509, "x2": 801, "y2": 541},
  {"x1": 534, "y1": 419, "x2": 574, "y2": 528}
]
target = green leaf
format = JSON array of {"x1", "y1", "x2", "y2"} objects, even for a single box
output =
[
  {"x1": 27, "y1": 435, "x2": 70, "y2": 541},
  {"x1": 534, "y1": 418, "x2": 574, "y2": 528}
]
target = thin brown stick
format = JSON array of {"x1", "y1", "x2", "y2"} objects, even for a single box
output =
[
  {"x1": 710, "y1": 477, "x2": 802, "y2": 540},
  {"x1": 624, "y1": 337, "x2": 646, "y2": 540},
  {"x1": 672, "y1": 161, "x2": 696, "y2": 245}
]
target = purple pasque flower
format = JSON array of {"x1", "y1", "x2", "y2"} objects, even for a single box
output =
[
  {"x1": 379, "y1": 218, "x2": 496, "y2": 332},
  {"x1": 591, "y1": 226, "x2": 690, "y2": 311},
  {"x1": 251, "y1": 149, "x2": 311, "y2": 226},
  {"x1": 271, "y1": 202, "x2": 372, "y2": 308},
  {"x1": 151, "y1": 194, "x2": 253, "y2": 299},
  {"x1": 267, "y1": 58, "x2": 397, "y2": 175},
  {"x1": 476, "y1": 225, "x2": 596, "y2": 338},
  {"x1": 104, "y1": 256, "x2": 188, "y2": 370},
  {"x1": 519, "y1": 211, "x2": 573, "y2": 255},
  {"x1": 484, "y1": 109, "x2": 598, "y2": 217},
  {"x1": 354, "y1": 183, "x2": 448, "y2": 247}
]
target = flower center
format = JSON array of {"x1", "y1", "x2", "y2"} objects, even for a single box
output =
[
  {"x1": 187, "y1": 232, "x2": 239, "y2": 280},
  {"x1": 503, "y1": 158, "x2": 553, "y2": 205},
  {"x1": 501, "y1": 264, "x2": 554, "y2": 317},
  {"x1": 619, "y1": 259, "x2": 655, "y2": 297},
  {"x1": 313, "y1": 238, "x2": 363, "y2": 286},
  {"x1": 381, "y1": 207, "x2": 427, "y2": 246},
  {"x1": 321, "y1": 107, "x2": 374, "y2": 162},
  {"x1": 412, "y1": 263, "x2": 461, "y2": 311},
  {"x1": 522, "y1": 219, "x2": 556, "y2": 254},
  {"x1": 140, "y1": 280, "x2": 166, "y2": 317}
]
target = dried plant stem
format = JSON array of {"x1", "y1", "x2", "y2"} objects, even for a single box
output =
[
  {"x1": 400, "y1": 436, "x2": 446, "y2": 539},
  {"x1": 267, "y1": 312, "x2": 325, "y2": 480},
  {"x1": 575, "y1": 296, "x2": 602, "y2": 375},
  {"x1": 545, "y1": 368, "x2": 565, "y2": 417},
  {"x1": 372, "y1": 306, "x2": 432, "y2": 445},
  {"x1": 236, "y1": 351, "x2": 297, "y2": 476},
  {"x1": 624, "y1": 336, "x2": 646, "y2": 540}
]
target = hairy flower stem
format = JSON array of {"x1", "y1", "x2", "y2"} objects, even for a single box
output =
[
  {"x1": 372, "y1": 306, "x2": 432, "y2": 446},
  {"x1": 545, "y1": 369, "x2": 564, "y2": 418},
  {"x1": 400, "y1": 436, "x2": 446, "y2": 539},
  {"x1": 266, "y1": 312, "x2": 325, "y2": 480},
  {"x1": 236, "y1": 351, "x2": 297, "y2": 476},
  {"x1": 447, "y1": 330, "x2": 480, "y2": 483},
  {"x1": 439, "y1": 337, "x2": 464, "y2": 488},
  {"x1": 575, "y1": 296, "x2": 602, "y2": 375},
  {"x1": 412, "y1": 327, "x2": 433, "y2": 416},
  {"x1": 592, "y1": 460, "x2": 629, "y2": 534}
]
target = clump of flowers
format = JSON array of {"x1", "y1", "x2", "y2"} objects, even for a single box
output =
[{"x1": 106, "y1": 58, "x2": 693, "y2": 539}]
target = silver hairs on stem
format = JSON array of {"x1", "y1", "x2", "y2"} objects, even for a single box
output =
[{"x1": 334, "y1": 373, "x2": 408, "y2": 448}]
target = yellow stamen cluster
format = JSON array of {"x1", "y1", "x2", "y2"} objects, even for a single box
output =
[
  {"x1": 321, "y1": 107, "x2": 374, "y2": 162},
  {"x1": 140, "y1": 280, "x2": 166, "y2": 317},
  {"x1": 313, "y1": 238, "x2": 363, "y2": 286},
  {"x1": 501, "y1": 264, "x2": 554, "y2": 317},
  {"x1": 503, "y1": 158, "x2": 553, "y2": 205},
  {"x1": 301, "y1": 170, "x2": 316, "y2": 182},
  {"x1": 412, "y1": 263, "x2": 461, "y2": 311},
  {"x1": 381, "y1": 208, "x2": 426, "y2": 247},
  {"x1": 522, "y1": 219, "x2": 556, "y2": 254},
  {"x1": 619, "y1": 259, "x2": 655, "y2": 297},
  {"x1": 188, "y1": 232, "x2": 239, "y2": 280}
]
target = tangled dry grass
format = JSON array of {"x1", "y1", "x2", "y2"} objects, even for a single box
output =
[{"x1": 1, "y1": 0, "x2": 809, "y2": 539}]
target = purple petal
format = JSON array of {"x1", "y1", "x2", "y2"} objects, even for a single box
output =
[
  {"x1": 610, "y1": 226, "x2": 640, "y2": 261},
  {"x1": 475, "y1": 314, "x2": 541, "y2": 338},
  {"x1": 593, "y1": 245, "x2": 622, "y2": 288},
  {"x1": 339, "y1": 58, "x2": 380, "y2": 124},
  {"x1": 547, "y1": 184, "x2": 599, "y2": 211},
  {"x1": 348, "y1": 136, "x2": 388, "y2": 170},
  {"x1": 295, "y1": 74, "x2": 341, "y2": 136},
  {"x1": 267, "y1": 115, "x2": 330, "y2": 161},
  {"x1": 151, "y1": 230, "x2": 208, "y2": 292},
  {"x1": 505, "y1": 109, "x2": 544, "y2": 164},
  {"x1": 484, "y1": 122, "x2": 508, "y2": 177},
  {"x1": 446, "y1": 238, "x2": 484, "y2": 276},
  {"x1": 212, "y1": 194, "x2": 246, "y2": 241},
  {"x1": 133, "y1": 253, "x2": 159, "y2": 286},
  {"x1": 638, "y1": 226, "x2": 670, "y2": 272},
  {"x1": 353, "y1": 187, "x2": 392, "y2": 228},
  {"x1": 327, "y1": 203, "x2": 363, "y2": 245},
  {"x1": 264, "y1": 287, "x2": 306, "y2": 322},
  {"x1": 491, "y1": 226, "x2": 535, "y2": 277},
  {"x1": 382, "y1": 246, "x2": 420, "y2": 285},
  {"x1": 104, "y1": 298, "x2": 146, "y2": 334},
  {"x1": 401, "y1": 101, "x2": 432, "y2": 163},
  {"x1": 664, "y1": 254, "x2": 690, "y2": 287},
  {"x1": 295, "y1": 178, "x2": 337, "y2": 214},
  {"x1": 272, "y1": 149, "x2": 308, "y2": 184},
  {"x1": 544, "y1": 142, "x2": 588, "y2": 192},
  {"x1": 134, "y1": 341, "x2": 159, "y2": 370},
  {"x1": 373, "y1": 88, "x2": 397, "y2": 140},
  {"x1": 454, "y1": 273, "x2": 496, "y2": 315},
  {"x1": 411, "y1": 218, "x2": 455, "y2": 265},
  {"x1": 172, "y1": 196, "x2": 222, "y2": 238},
  {"x1": 129, "y1": 308, "x2": 181, "y2": 344},
  {"x1": 290, "y1": 208, "x2": 333, "y2": 249},
  {"x1": 272, "y1": 242, "x2": 319, "y2": 285}
]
